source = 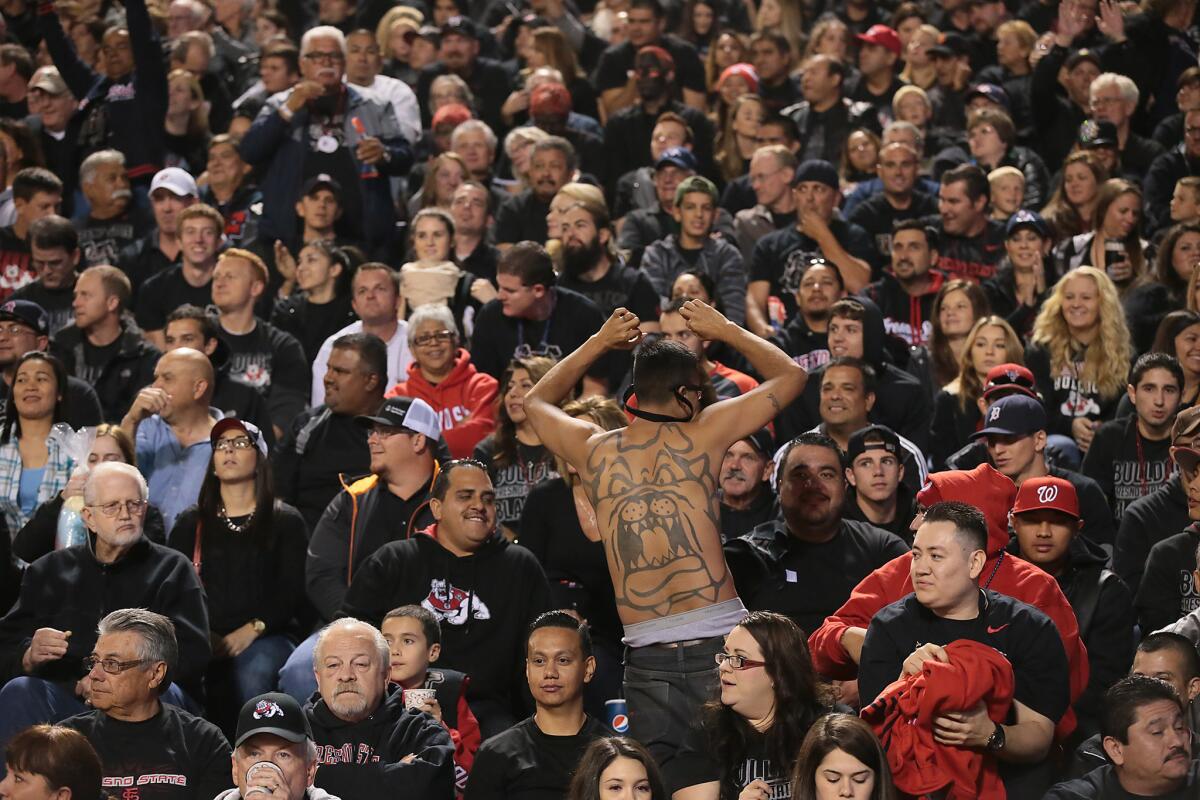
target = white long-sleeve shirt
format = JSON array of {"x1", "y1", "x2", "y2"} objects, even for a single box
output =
[{"x1": 311, "y1": 319, "x2": 414, "y2": 406}]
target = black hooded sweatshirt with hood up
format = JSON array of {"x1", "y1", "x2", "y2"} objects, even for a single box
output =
[
  {"x1": 340, "y1": 526, "x2": 552, "y2": 729},
  {"x1": 775, "y1": 297, "x2": 932, "y2": 451},
  {"x1": 307, "y1": 683, "x2": 456, "y2": 800}
]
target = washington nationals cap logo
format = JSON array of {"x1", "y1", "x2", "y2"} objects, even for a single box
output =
[
  {"x1": 1036, "y1": 484, "x2": 1059, "y2": 504},
  {"x1": 253, "y1": 700, "x2": 283, "y2": 719}
]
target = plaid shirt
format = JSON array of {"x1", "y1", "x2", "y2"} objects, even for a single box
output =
[{"x1": 0, "y1": 435, "x2": 74, "y2": 535}]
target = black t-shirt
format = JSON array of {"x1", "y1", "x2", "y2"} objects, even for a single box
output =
[
  {"x1": 10, "y1": 280, "x2": 74, "y2": 335},
  {"x1": 465, "y1": 716, "x2": 610, "y2": 800},
  {"x1": 1135, "y1": 527, "x2": 1200, "y2": 634},
  {"x1": 859, "y1": 590, "x2": 1072, "y2": 725},
  {"x1": 0, "y1": 225, "x2": 34, "y2": 300},
  {"x1": 474, "y1": 436, "x2": 557, "y2": 530},
  {"x1": 847, "y1": 191, "x2": 939, "y2": 267},
  {"x1": 556, "y1": 260, "x2": 661, "y2": 321},
  {"x1": 301, "y1": 93, "x2": 363, "y2": 239},
  {"x1": 79, "y1": 214, "x2": 141, "y2": 268},
  {"x1": 1081, "y1": 416, "x2": 1172, "y2": 522},
  {"x1": 61, "y1": 704, "x2": 233, "y2": 800},
  {"x1": 495, "y1": 190, "x2": 552, "y2": 245},
  {"x1": 78, "y1": 336, "x2": 123, "y2": 386},
  {"x1": 921, "y1": 216, "x2": 1007, "y2": 282},
  {"x1": 135, "y1": 266, "x2": 212, "y2": 332},
  {"x1": 592, "y1": 35, "x2": 706, "y2": 98},
  {"x1": 676, "y1": 724, "x2": 794, "y2": 800},
  {"x1": 750, "y1": 221, "x2": 877, "y2": 319},
  {"x1": 469, "y1": 287, "x2": 608, "y2": 382},
  {"x1": 759, "y1": 76, "x2": 802, "y2": 114}
]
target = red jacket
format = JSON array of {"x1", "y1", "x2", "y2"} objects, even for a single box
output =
[
  {"x1": 386, "y1": 349, "x2": 498, "y2": 458},
  {"x1": 808, "y1": 464, "x2": 1088, "y2": 738},
  {"x1": 862, "y1": 639, "x2": 1014, "y2": 800}
]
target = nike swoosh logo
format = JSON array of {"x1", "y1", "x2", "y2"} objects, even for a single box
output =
[{"x1": 986, "y1": 624, "x2": 1009, "y2": 634}]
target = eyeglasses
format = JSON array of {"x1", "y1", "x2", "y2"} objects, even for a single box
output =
[
  {"x1": 413, "y1": 331, "x2": 455, "y2": 347},
  {"x1": 303, "y1": 50, "x2": 345, "y2": 64},
  {"x1": 87, "y1": 500, "x2": 148, "y2": 517},
  {"x1": 214, "y1": 436, "x2": 255, "y2": 452},
  {"x1": 83, "y1": 655, "x2": 149, "y2": 674},
  {"x1": 0, "y1": 323, "x2": 33, "y2": 337},
  {"x1": 1090, "y1": 96, "x2": 1121, "y2": 108},
  {"x1": 715, "y1": 653, "x2": 767, "y2": 670},
  {"x1": 367, "y1": 426, "x2": 413, "y2": 440}
]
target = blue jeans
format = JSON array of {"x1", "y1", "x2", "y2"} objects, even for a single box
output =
[
  {"x1": 622, "y1": 636, "x2": 723, "y2": 787},
  {"x1": 1046, "y1": 434, "x2": 1083, "y2": 471},
  {"x1": 230, "y1": 634, "x2": 295, "y2": 703},
  {"x1": 0, "y1": 676, "x2": 191, "y2": 760},
  {"x1": 277, "y1": 631, "x2": 319, "y2": 703}
]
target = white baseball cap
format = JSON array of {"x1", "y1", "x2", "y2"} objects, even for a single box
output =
[{"x1": 150, "y1": 167, "x2": 198, "y2": 198}]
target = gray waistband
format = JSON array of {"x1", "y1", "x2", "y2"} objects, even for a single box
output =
[{"x1": 622, "y1": 598, "x2": 748, "y2": 648}]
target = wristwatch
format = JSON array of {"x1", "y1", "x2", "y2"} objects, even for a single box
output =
[
  {"x1": 985, "y1": 723, "x2": 1006, "y2": 753},
  {"x1": 251, "y1": 619, "x2": 266, "y2": 634}
]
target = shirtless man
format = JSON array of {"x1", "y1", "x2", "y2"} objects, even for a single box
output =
[{"x1": 525, "y1": 297, "x2": 806, "y2": 775}]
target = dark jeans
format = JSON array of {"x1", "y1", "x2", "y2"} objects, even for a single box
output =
[{"x1": 622, "y1": 636, "x2": 723, "y2": 779}]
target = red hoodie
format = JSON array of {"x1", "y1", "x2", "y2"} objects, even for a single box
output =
[
  {"x1": 386, "y1": 349, "x2": 499, "y2": 458},
  {"x1": 808, "y1": 464, "x2": 1088, "y2": 738},
  {"x1": 862, "y1": 639, "x2": 1014, "y2": 800}
]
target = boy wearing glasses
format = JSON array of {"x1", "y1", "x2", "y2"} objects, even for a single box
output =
[{"x1": 0, "y1": 464, "x2": 211, "y2": 747}]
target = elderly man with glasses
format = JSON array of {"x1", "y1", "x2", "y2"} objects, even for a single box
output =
[{"x1": 0, "y1": 462, "x2": 211, "y2": 751}]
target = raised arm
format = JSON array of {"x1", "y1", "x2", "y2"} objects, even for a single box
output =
[
  {"x1": 682, "y1": 300, "x2": 806, "y2": 443},
  {"x1": 525, "y1": 309, "x2": 642, "y2": 467}
]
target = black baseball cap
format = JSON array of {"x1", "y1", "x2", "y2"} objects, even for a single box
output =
[
  {"x1": 744, "y1": 428, "x2": 775, "y2": 458},
  {"x1": 355, "y1": 396, "x2": 442, "y2": 440},
  {"x1": 928, "y1": 32, "x2": 969, "y2": 58},
  {"x1": 235, "y1": 693, "x2": 313, "y2": 748},
  {"x1": 846, "y1": 424, "x2": 901, "y2": 463},
  {"x1": 791, "y1": 158, "x2": 839, "y2": 189},
  {"x1": 442, "y1": 15, "x2": 479, "y2": 40},
  {"x1": 1078, "y1": 118, "x2": 1118, "y2": 149},
  {"x1": 0, "y1": 299, "x2": 48, "y2": 336},
  {"x1": 966, "y1": 83, "x2": 1010, "y2": 110},
  {"x1": 301, "y1": 173, "x2": 342, "y2": 196},
  {"x1": 971, "y1": 394, "x2": 1048, "y2": 439},
  {"x1": 1005, "y1": 209, "x2": 1049, "y2": 240},
  {"x1": 1065, "y1": 48, "x2": 1101, "y2": 71}
]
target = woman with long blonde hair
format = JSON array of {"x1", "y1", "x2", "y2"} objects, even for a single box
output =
[
  {"x1": 1027, "y1": 266, "x2": 1131, "y2": 461},
  {"x1": 929, "y1": 316, "x2": 1024, "y2": 468},
  {"x1": 715, "y1": 93, "x2": 764, "y2": 182}
]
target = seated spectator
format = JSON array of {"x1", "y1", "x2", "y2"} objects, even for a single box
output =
[
  {"x1": 494, "y1": 138, "x2": 575, "y2": 249},
  {"x1": 135, "y1": 202, "x2": 223, "y2": 351},
  {"x1": 1045, "y1": 676, "x2": 1197, "y2": 799},
  {"x1": 566, "y1": 737, "x2": 668, "y2": 800},
  {"x1": 306, "y1": 618, "x2": 456, "y2": 800},
  {"x1": 672, "y1": 612, "x2": 833, "y2": 798},
  {"x1": 167, "y1": 419, "x2": 307, "y2": 728},
  {"x1": 921, "y1": 278, "x2": 989, "y2": 396},
  {"x1": 74, "y1": 150, "x2": 145, "y2": 268},
  {"x1": 61, "y1": 609, "x2": 232, "y2": 800},
  {"x1": 468, "y1": 242, "x2": 607, "y2": 393},
  {"x1": 980, "y1": 210, "x2": 1052, "y2": 342},
  {"x1": 380, "y1": 605, "x2": 481, "y2": 793},
  {"x1": 311, "y1": 264, "x2": 414, "y2": 408},
  {"x1": 1125, "y1": 223, "x2": 1200, "y2": 354},
  {"x1": 1153, "y1": 310, "x2": 1200, "y2": 412},
  {"x1": 0, "y1": 352, "x2": 74, "y2": 534},
  {"x1": 929, "y1": 319, "x2": 1025, "y2": 470},
  {"x1": 718, "y1": 429, "x2": 777, "y2": 543},
  {"x1": 847, "y1": 143, "x2": 938, "y2": 274},
  {"x1": 0, "y1": 299, "x2": 101, "y2": 429},
  {"x1": 642, "y1": 177, "x2": 747, "y2": 327},
  {"x1": 0, "y1": 462, "x2": 209, "y2": 742},
  {"x1": 768, "y1": 259, "x2": 846, "y2": 371},
  {"x1": 271, "y1": 241, "x2": 356, "y2": 365},
  {"x1": 1169, "y1": 178, "x2": 1200, "y2": 229},
  {"x1": 275, "y1": 333, "x2": 388, "y2": 532},
  {"x1": 14, "y1": 424, "x2": 167, "y2": 561},
  {"x1": 0, "y1": 168, "x2": 63, "y2": 301},
  {"x1": 465, "y1": 611, "x2": 607, "y2": 798},
  {"x1": 1052, "y1": 179, "x2": 1149, "y2": 300},
  {"x1": 859, "y1": 501, "x2": 1070, "y2": 796},
  {"x1": 1083, "y1": 353, "x2": 1182, "y2": 522},
  {"x1": 0, "y1": 724, "x2": 103, "y2": 800},
  {"x1": 1088, "y1": 72, "x2": 1164, "y2": 181},
  {"x1": 385, "y1": 305, "x2": 497, "y2": 459},
  {"x1": 923, "y1": 164, "x2": 1005, "y2": 282},
  {"x1": 120, "y1": 347, "x2": 218, "y2": 531},
  {"x1": 724, "y1": 432, "x2": 910, "y2": 637},
  {"x1": 473, "y1": 356, "x2": 559, "y2": 538},
  {"x1": 224, "y1": 691, "x2": 329, "y2": 800},
  {"x1": 340, "y1": 459, "x2": 552, "y2": 736},
  {"x1": 987, "y1": 166, "x2": 1024, "y2": 221},
  {"x1": 118, "y1": 167, "x2": 198, "y2": 303},
  {"x1": 1040, "y1": 151, "x2": 1108, "y2": 244},
  {"x1": 937, "y1": 108, "x2": 1049, "y2": 209},
  {"x1": 518, "y1": 397, "x2": 626, "y2": 713},
  {"x1": 860, "y1": 220, "x2": 943, "y2": 348},
  {"x1": 11, "y1": 215, "x2": 82, "y2": 337},
  {"x1": 1137, "y1": 436, "x2": 1200, "y2": 635},
  {"x1": 451, "y1": 181, "x2": 500, "y2": 285},
  {"x1": 197, "y1": 135, "x2": 263, "y2": 249},
  {"x1": 50, "y1": 265, "x2": 160, "y2": 423},
  {"x1": 1009, "y1": 477, "x2": 1136, "y2": 740},
  {"x1": 843, "y1": 425, "x2": 919, "y2": 543},
  {"x1": 398, "y1": 209, "x2": 487, "y2": 332},
  {"x1": 1027, "y1": 266, "x2": 1132, "y2": 466},
  {"x1": 659, "y1": 299, "x2": 756, "y2": 399},
  {"x1": 714, "y1": 93, "x2": 763, "y2": 184},
  {"x1": 733, "y1": 145, "x2": 798, "y2": 263},
  {"x1": 790, "y1": 714, "x2": 896, "y2": 800}
]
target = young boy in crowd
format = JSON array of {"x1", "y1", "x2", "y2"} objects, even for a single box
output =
[
  {"x1": 381, "y1": 605, "x2": 482, "y2": 795},
  {"x1": 1170, "y1": 176, "x2": 1200, "y2": 227},
  {"x1": 988, "y1": 166, "x2": 1025, "y2": 221}
]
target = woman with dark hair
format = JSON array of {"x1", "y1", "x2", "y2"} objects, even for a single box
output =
[
  {"x1": 1153, "y1": 309, "x2": 1200, "y2": 411},
  {"x1": 0, "y1": 352, "x2": 72, "y2": 534},
  {"x1": 674, "y1": 612, "x2": 833, "y2": 800},
  {"x1": 839, "y1": 129, "x2": 880, "y2": 196},
  {"x1": 791, "y1": 714, "x2": 896, "y2": 800},
  {"x1": 473, "y1": 355, "x2": 560, "y2": 538},
  {"x1": 925, "y1": 280, "x2": 990, "y2": 391},
  {"x1": 1124, "y1": 222, "x2": 1200, "y2": 354},
  {"x1": 399, "y1": 208, "x2": 491, "y2": 332},
  {"x1": 567, "y1": 737, "x2": 669, "y2": 800},
  {"x1": 1040, "y1": 151, "x2": 1108, "y2": 244},
  {"x1": 1052, "y1": 178, "x2": 1148, "y2": 298},
  {"x1": 167, "y1": 419, "x2": 306, "y2": 728},
  {"x1": 13, "y1": 424, "x2": 167, "y2": 560},
  {"x1": 1, "y1": 724, "x2": 103, "y2": 800},
  {"x1": 271, "y1": 240, "x2": 358, "y2": 364}
]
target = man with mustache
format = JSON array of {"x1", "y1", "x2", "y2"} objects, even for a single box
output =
[
  {"x1": 494, "y1": 138, "x2": 575, "y2": 250},
  {"x1": 0, "y1": 462, "x2": 210, "y2": 743},
  {"x1": 75, "y1": 149, "x2": 146, "y2": 268},
  {"x1": 306, "y1": 618, "x2": 455, "y2": 800},
  {"x1": 718, "y1": 429, "x2": 777, "y2": 542},
  {"x1": 1045, "y1": 675, "x2": 1198, "y2": 799},
  {"x1": 725, "y1": 431, "x2": 909, "y2": 638}
]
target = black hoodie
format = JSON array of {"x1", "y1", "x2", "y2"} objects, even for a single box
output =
[
  {"x1": 1113, "y1": 475, "x2": 1189, "y2": 592},
  {"x1": 1136, "y1": 525, "x2": 1200, "y2": 634},
  {"x1": 307, "y1": 684, "x2": 456, "y2": 800},
  {"x1": 340, "y1": 528, "x2": 552, "y2": 726},
  {"x1": 777, "y1": 297, "x2": 933, "y2": 451},
  {"x1": 1081, "y1": 414, "x2": 1173, "y2": 523},
  {"x1": 768, "y1": 315, "x2": 829, "y2": 373}
]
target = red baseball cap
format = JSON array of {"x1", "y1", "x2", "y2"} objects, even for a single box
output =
[
  {"x1": 1012, "y1": 476, "x2": 1079, "y2": 519},
  {"x1": 856, "y1": 24, "x2": 902, "y2": 57},
  {"x1": 431, "y1": 103, "x2": 472, "y2": 130},
  {"x1": 982, "y1": 363, "x2": 1038, "y2": 401}
]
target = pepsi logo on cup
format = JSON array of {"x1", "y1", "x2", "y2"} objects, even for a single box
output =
[{"x1": 611, "y1": 713, "x2": 629, "y2": 733}]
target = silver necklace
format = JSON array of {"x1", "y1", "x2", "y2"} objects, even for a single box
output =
[{"x1": 218, "y1": 505, "x2": 255, "y2": 533}]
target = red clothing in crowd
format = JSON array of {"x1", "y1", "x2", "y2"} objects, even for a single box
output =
[
  {"x1": 808, "y1": 464, "x2": 1089, "y2": 738},
  {"x1": 387, "y1": 349, "x2": 499, "y2": 458}
]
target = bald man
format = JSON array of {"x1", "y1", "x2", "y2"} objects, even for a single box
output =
[{"x1": 121, "y1": 347, "x2": 220, "y2": 529}]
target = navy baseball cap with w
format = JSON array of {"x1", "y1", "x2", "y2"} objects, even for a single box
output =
[{"x1": 972, "y1": 394, "x2": 1047, "y2": 439}]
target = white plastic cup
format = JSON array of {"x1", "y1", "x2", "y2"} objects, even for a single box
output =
[
  {"x1": 404, "y1": 688, "x2": 436, "y2": 710},
  {"x1": 244, "y1": 761, "x2": 285, "y2": 796}
]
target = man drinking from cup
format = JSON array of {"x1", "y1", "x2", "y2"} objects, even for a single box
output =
[{"x1": 221, "y1": 692, "x2": 332, "y2": 800}]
